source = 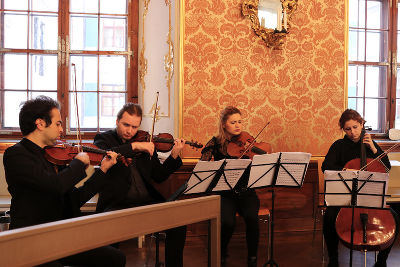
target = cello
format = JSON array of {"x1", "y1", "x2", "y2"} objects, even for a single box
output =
[{"x1": 335, "y1": 127, "x2": 396, "y2": 253}]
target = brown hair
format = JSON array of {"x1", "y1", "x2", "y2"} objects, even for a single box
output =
[
  {"x1": 339, "y1": 109, "x2": 365, "y2": 129},
  {"x1": 117, "y1": 103, "x2": 142, "y2": 121},
  {"x1": 216, "y1": 106, "x2": 241, "y2": 149}
]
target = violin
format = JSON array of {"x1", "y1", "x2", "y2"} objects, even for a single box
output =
[
  {"x1": 44, "y1": 140, "x2": 131, "y2": 166},
  {"x1": 227, "y1": 131, "x2": 272, "y2": 159},
  {"x1": 130, "y1": 130, "x2": 203, "y2": 152},
  {"x1": 335, "y1": 127, "x2": 396, "y2": 252}
]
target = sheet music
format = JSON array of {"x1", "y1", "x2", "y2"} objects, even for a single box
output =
[
  {"x1": 324, "y1": 170, "x2": 389, "y2": 208},
  {"x1": 324, "y1": 170, "x2": 355, "y2": 206},
  {"x1": 275, "y1": 152, "x2": 311, "y2": 186},
  {"x1": 184, "y1": 160, "x2": 225, "y2": 194},
  {"x1": 212, "y1": 159, "x2": 252, "y2": 191},
  {"x1": 357, "y1": 171, "x2": 389, "y2": 208},
  {"x1": 248, "y1": 153, "x2": 280, "y2": 188}
]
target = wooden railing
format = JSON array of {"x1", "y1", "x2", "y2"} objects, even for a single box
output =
[{"x1": 0, "y1": 195, "x2": 220, "y2": 267}]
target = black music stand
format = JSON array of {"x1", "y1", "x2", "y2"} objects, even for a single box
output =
[
  {"x1": 322, "y1": 170, "x2": 389, "y2": 267},
  {"x1": 183, "y1": 158, "x2": 253, "y2": 267},
  {"x1": 248, "y1": 152, "x2": 311, "y2": 267}
]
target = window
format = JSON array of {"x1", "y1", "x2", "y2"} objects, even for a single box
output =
[
  {"x1": 0, "y1": 0, "x2": 138, "y2": 137},
  {"x1": 348, "y1": 0, "x2": 397, "y2": 133}
]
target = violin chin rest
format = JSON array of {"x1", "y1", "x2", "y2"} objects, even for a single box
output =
[{"x1": 389, "y1": 128, "x2": 400, "y2": 140}]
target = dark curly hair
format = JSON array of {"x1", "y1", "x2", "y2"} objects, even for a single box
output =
[
  {"x1": 19, "y1": 95, "x2": 60, "y2": 136},
  {"x1": 339, "y1": 109, "x2": 365, "y2": 129}
]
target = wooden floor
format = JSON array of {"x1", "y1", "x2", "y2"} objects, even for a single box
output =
[{"x1": 119, "y1": 227, "x2": 400, "y2": 267}]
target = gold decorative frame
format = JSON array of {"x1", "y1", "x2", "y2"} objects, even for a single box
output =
[{"x1": 242, "y1": 0, "x2": 298, "y2": 49}]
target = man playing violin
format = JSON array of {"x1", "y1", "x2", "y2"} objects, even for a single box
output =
[
  {"x1": 200, "y1": 106, "x2": 260, "y2": 267},
  {"x1": 322, "y1": 109, "x2": 399, "y2": 267},
  {"x1": 3, "y1": 95, "x2": 126, "y2": 267},
  {"x1": 93, "y1": 102, "x2": 186, "y2": 267}
]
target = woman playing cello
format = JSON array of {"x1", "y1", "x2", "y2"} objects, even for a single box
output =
[
  {"x1": 200, "y1": 106, "x2": 263, "y2": 267},
  {"x1": 322, "y1": 109, "x2": 399, "y2": 267}
]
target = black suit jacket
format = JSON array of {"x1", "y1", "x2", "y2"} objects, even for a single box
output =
[
  {"x1": 94, "y1": 129, "x2": 182, "y2": 212},
  {"x1": 3, "y1": 138, "x2": 108, "y2": 229}
]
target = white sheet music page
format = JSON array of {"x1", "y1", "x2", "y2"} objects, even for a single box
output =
[
  {"x1": 212, "y1": 159, "x2": 252, "y2": 191},
  {"x1": 275, "y1": 152, "x2": 311, "y2": 186},
  {"x1": 184, "y1": 159, "x2": 225, "y2": 194},
  {"x1": 324, "y1": 170, "x2": 356, "y2": 206},
  {"x1": 357, "y1": 171, "x2": 389, "y2": 208},
  {"x1": 248, "y1": 153, "x2": 280, "y2": 188}
]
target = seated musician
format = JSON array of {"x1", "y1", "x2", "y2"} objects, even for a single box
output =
[
  {"x1": 322, "y1": 108, "x2": 399, "y2": 267},
  {"x1": 93, "y1": 103, "x2": 186, "y2": 267},
  {"x1": 200, "y1": 106, "x2": 260, "y2": 267},
  {"x1": 3, "y1": 96, "x2": 126, "y2": 266}
]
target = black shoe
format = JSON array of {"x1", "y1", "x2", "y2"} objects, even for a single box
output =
[
  {"x1": 221, "y1": 256, "x2": 226, "y2": 267},
  {"x1": 248, "y1": 256, "x2": 257, "y2": 267},
  {"x1": 373, "y1": 261, "x2": 387, "y2": 267},
  {"x1": 327, "y1": 260, "x2": 338, "y2": 267}
]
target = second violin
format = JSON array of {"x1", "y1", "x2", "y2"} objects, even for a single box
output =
[{"x1": 130, "y1": 130, "x2": 203, "y2": 152}]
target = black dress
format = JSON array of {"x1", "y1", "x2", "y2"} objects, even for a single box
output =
[
  {"x1": 321, "y1": 135, "x2": 398, "y2": 266},
  {"x1": 201, "y1": 136, "x2": 260, "y2": 260}
]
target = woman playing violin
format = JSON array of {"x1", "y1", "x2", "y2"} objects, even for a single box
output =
[
  {"x1": 200, "y1": 106, "x2": 260, "y2": 267},
  {"x1": 322, "y1": 109, "x2": 399, "y2": 267}
]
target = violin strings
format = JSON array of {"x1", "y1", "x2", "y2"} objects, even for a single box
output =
[{"x1": 360, "y1": 142, "x2": 400, "y2": 172}]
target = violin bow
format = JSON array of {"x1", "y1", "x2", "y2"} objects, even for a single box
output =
[
  {"x1": 71, "y1": 63, "x2": 83, "y2": 153},
  {"x1": 239, "y1": 121, "x2": 271, "y2": 159},
  {"x1": 149, "y1": 92, "x2": 160, "y2": 143}
]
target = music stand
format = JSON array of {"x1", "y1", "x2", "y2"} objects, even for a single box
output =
[
  {"x1": 323, "y1": 170, "x2": 389, "y2": 267},
  {"x1": 248, "y1": 152, "x2": 311, "y2": 267},
  {"x1": 183, "y1": 159, "x2": 252, "y2": 195}
]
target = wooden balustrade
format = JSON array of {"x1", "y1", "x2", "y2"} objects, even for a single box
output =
[{"x1": 0, "y1": 195, "x2": 220, "y2": 267}]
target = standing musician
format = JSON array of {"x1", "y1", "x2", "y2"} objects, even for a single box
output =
[
  {"x1": 93, "y1": 103, "x2": 186, "y2": 267},
  {"x1": 200, "y1": 106, "x2": 260, "y2": 267},
  {"x1": 322, "y1": 109, "x2": 399, "y2": 267},
  {"x1": 3, "y1": 96, "x2": 126, "y2": 267}
]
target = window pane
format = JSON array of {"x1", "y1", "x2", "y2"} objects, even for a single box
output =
[
  {"x1": 30, "y1": 54, "x2": 58, "y2": 91},
  {"x1": 69, "y1": 92, "x2": 98, "y2": 130},
  {"x1": 396, "y1": 67, "x2": 400, "y2": 97},
  {"x1": 365, "y1": 66, "x2": 387, "y2": 97},
  {"x1": 4, "y1": 54, "x2": 27, "y2": 90},
  {"x1": 30, "y1": 13, "x2": 58, "y2": 50},
  {"x1": 4, "y1": 12, "x2": 28, "y2": 49},
  {"x1": 349, "y1": 0, "x2": 366, "y2": 28},
  {"x1": 3, "y1": 91, "x2": 26, "y2": 128},
  {"x1": 348, "y1": 97, "x2": 365, "y2": 117},
  {"x1": 366, "y1": 0, "x2": 385, "y2": 29},
  {"x1": 99, "y1": 92, "x2": 125, "y2": 129},
  {"x1": 349, "y1": 29, "x2": 365, "y2": 61},
  {"x1": 4, "y1": 0, "x2": 28, "y2": 10},
  {"x1": 348, "y1": 65, "x2": 365, "y2": 97},
  {"x1": 396, "y1": 99, "x2": 400, "y2": 129},
  {"x1": 365, "y1": 98, "x2": 386, "y2": 131},
  {"x1": 99, "y1": 56, "x2": 126, "y2": 91},
  {"x1": 70, "y1": 15, "x2": 99, "y2": 51},
  {"x1": 100, "y1": 0, "x2": 127, "y2": 14},
  {"x1": 70, "y1": 0, "x2": 99, "y2": 13},
  {"x1": 366, "y1": 30, "x2": 388, "y2": 62},
  {"x1": 100, "y1": 17, "x2": 126, "y2": 51},
  {"x1": 31, "y1": 0, "x2": 58, "y2": 12},
  {"x1": 70, "y1": 55, "x2": 98, "y2": 91},
  {"x1": 30, "y1": 92, "x2": 57, "y2": 101}
]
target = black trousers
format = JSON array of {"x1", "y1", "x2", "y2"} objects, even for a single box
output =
[
  {"x1": 323, "y1": 206, "x2": 399, "y2": 264},
  {"x1": 220, "y1": 189, "x2": 260, "y2": 259},
  {"x1": 105, "y1": 201, "x2": 187, "y2": 267},
  {"x1": 37, "y1": 245, "x2": 126, "y2": 267}
]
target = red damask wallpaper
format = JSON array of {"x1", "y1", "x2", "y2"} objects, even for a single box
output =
[{"x1": 182, "y1": 0, "x2": 345, "y2": 158}]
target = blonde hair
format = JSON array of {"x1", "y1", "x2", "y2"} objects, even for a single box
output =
[{"x1": 216, "y1": 106, "x2": 241, "y2": 149}]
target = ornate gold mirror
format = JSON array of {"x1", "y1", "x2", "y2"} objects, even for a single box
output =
[{"x1": 242, "y1": 0, "x2": 298, "y2": 49}]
